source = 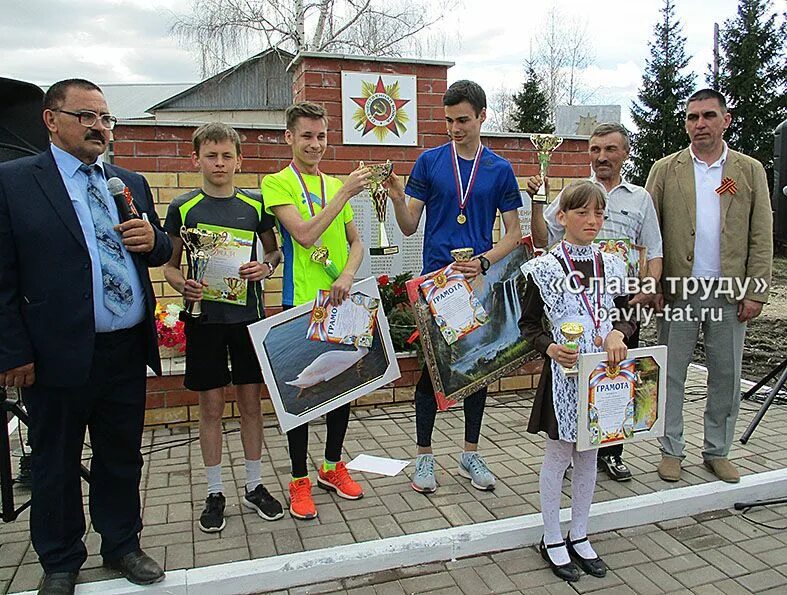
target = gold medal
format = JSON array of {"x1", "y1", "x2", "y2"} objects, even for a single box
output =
[
  {"x1": 457, "y1": 213, "x2": 467, "y2": 225},
  {"x1": 594, "y1": 334, "x2": 603, "y2": 347}
]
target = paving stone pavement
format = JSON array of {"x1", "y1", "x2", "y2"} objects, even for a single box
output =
[
  {"x1": 1, "y1": 365, "x2": 786, "y2": 593},
  {"x1": 289, "y1": 504, "x2": 787, "y2": 594}
]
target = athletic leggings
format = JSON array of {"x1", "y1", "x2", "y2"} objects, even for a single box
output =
[
  {"x1": 280, "y1": 304, "x2": 352, "y2": 477},
  {"x1": 286, "y1": 402, "x2": 352, "y2": 478},
  {"x1": 414, "y1": 366, "x2": 487, "y2": 448}
]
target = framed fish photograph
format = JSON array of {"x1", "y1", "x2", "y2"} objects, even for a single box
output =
[
  {"x1": 405, "y1": 242, "x2": 538, "y2": 411},
  {"x1": 248, "y1": 277, "x2": 400, "y2": 433}
]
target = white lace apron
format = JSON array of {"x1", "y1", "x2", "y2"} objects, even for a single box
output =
[{"x1": 521, "y1": 243, "x2": 626, "y2": 442}]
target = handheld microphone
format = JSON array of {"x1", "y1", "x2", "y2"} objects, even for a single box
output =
[{"x1": 106, "y1": 177, "x2": 136, "y2": 222}]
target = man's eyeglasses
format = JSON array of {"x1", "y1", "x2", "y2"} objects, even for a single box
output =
[{"x1": 53, "y1": 109, "x2": 118, "y2": 130}]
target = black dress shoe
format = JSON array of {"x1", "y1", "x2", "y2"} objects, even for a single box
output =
[
  {"x1": 104, "y1": 549, "x2": 165, "y2": 585},
  {"x1": 566, "y1": 534, "x2": 607, "y2": 578},
  {"x1": 598, "y1": 453, "x2": 632, "y2": 482},
  {"x1": 39, "y1": 572, "x2": 78, "y2": 595},
  {"x1": 539, "y1": 538, "x2": 580, "y2": 582}
]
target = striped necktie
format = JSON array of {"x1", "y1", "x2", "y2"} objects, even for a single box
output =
[{"x1": 79, "y1": 164, "x2": 133, "y2": 316}]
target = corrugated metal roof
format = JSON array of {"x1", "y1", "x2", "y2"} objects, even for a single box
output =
[{"x1": 150, "y1": 49, "x2": 294, "y2": 112}]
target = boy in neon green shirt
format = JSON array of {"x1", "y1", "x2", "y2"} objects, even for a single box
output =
[{"x1": 262, "y1": 102, "x2": 370, "y2": 520}]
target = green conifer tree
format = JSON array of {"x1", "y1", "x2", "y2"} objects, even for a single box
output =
[
  {"x1": 629, "y1": 0, "x2": 695, "y2": 185},
  {"x1": 711, "y1": 0, "x2": 787, "y2": 190},
  {"x1": 510, "y1": 62, "x2": 554, "y2": 134}
]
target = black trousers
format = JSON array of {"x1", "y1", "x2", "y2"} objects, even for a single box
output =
[
  {"x1": 414, "y1": 366, "x2": 487, "y2": 448},
  {"x1": 23, "y1": 324, "x2": 147, "y2": 573},
  {"x1": 598, "y1": 323, "x2": 641, "y2": 458}
]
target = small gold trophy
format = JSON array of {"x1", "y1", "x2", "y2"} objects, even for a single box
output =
[
  {"x1": 223, "y1": 276, "x2": 244, "y2": 301},
  {"x1": 361, "y1": 160, "x2": 399, "y2": 256},
  {"x1": 180, "y1": 226, "x2": 230, "y2": 318},
  {"x1": 559, "y1": 321, "x2": 584, "y2": 377},
  {"x1": 311, "y1": 245, "x2": 340, "y2": 281},
  {"x1": 530, "y1": 134, "x2": 564, "y2": 204},
  {"x1": 450, "y1": 247, "x2": 474, "y2": 262}
]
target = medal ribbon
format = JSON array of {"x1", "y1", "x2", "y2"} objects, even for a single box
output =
[
  {"x1": 560, "y1": 241, "x2": 602, "y2": 335},
  {"x1": 290, "y1": 162, "x2": 326, "y2": 218},
  {"x1": 451, "y1": 142, "x2": 483, "y2": 217}
]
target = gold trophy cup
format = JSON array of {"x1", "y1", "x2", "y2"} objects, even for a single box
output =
[
  {"x1": 530, "y1": 134, "x2": 564, "y2": 204},
  {"x1": 180, "y1": 226, "x2": 229, "y2": 318},
  {"x1": 223, "y1": 276, "x2": 244, "y2": 301},
  {"x1": 559, "y1": 321, "x2": 584, "y2": 377},
  {"x1": 362, "y1": 160, "x2": 399, "y2": 256}
]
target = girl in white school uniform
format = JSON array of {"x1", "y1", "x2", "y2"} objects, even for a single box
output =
[{"x1": 520, "y1": 180, "x2": 634, "y2": 582}]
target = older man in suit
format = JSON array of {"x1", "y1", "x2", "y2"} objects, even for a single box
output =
[
  {"x1": 0, "y1": 79, "x2": 172, "y2": 594},
  {"x1": 647, "y1": 88, "x2": 772, "y2": 484}
]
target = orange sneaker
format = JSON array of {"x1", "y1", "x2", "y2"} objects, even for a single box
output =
[
  {"x1": 288, "y1": 478, "x2": 317, "y2": 520},
  {"x1": 317, "y1": 462, "x2": 364, "y2": 500}
]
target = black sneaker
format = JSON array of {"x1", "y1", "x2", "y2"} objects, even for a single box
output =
[
  {"x1": 198, "y1": 493, "x2": 226, "y2": 533},
  {"x1": 598, "y1": 454, "x2": 632, "y2": 482},
  {"x1": 242, "y1": 484, "x2": 284, "y2": 521}
]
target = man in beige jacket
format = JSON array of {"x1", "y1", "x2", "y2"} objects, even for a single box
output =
[{"x1": 647, "y1": 88, "x2": 772, "y2": 484}]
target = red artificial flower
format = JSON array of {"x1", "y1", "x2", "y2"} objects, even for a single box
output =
[
  {"x1": 393, "y1": 284, "x2": 405, "y2": 297},
  {"x1": 378, "y1": 274, "x2": 390, "y2": 286}
]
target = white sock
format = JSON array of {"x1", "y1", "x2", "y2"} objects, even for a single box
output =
[
  {"x1": 245, "y1": 458, "x2": 262, "y2": 492},
  {"x1": 570, "y1": 447, "x2": 599, "y2": 559},
  {"x1": 206, "y1": 464, "x2": 223, "y2": 496},
  {"x1": 539, "y1": 438, "x2": 573, "y2": 565}
]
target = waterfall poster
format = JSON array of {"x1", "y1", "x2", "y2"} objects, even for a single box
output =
[
  {"x1": 247, "y1": 277, "x2": 401, "y2": 433},
  {"x1": 405, "y1": 243, "x2": 538, "y2": 409}
]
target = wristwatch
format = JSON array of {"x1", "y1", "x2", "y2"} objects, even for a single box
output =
[{"x1": 478, "y1": 255, "x2": 491, "y2": 275}]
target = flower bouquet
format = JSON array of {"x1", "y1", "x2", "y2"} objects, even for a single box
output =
[
  {"x1": 378, "y1": 273, "x2": 421, "y2": 356},
  {"x1": 155, "y1": 302, "x2": 186, "y2": 358}
]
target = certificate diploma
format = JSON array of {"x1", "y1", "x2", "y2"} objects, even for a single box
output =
[
  {"x1": 587, "y1": 361, "x2": 638, "y2": 446},
  {"x1": 307, "y1": 290, "x2": 379, "y2": 348},
  {"x1": 576, "y1": 347, "x2": 667, "y2": 452},
  {"x1": 419, "y1": 264, "x2": 487, "y2": 345},
  {"x1": 198, "y1": 224, "x2": 254, "y2": 305}
]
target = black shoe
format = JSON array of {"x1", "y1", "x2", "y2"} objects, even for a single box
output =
[
  {"x1": 39, "y1": 572, "x2": 78, "y2": 595},
  {"x1": 539, "y1": 538, "x2": 580, "y2": 582},
  {"x1": 103, "y1": 549, "x2": 164, "y2": 585},
  {"x1": 598, "y1": 453, "x2": 632, "y2": 482},
  {"x1": 199, "y1": 492, "x2": 226, "y2": 533},
  {"x1": 567, "y1": 534, "x2": 607, "y2": 578},
  {"x1": 243, "y1": 484, "x2": 284, "y2": 521}
]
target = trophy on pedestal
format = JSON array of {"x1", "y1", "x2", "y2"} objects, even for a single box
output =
[
  {"x1": 362, "y1": 160, "x2": 399, "y2": 256},
  {"x1": 180, "y1": 226, "x2": 229, "y2": 318},
  {"x1": 530, "y1": 134, "x2": 564, "y2": 204},
  {"x1": 559, "y1": 321, "x2": 584, "y2": 377}
]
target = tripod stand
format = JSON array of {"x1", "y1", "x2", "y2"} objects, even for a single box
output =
[
  {"x1": 734, "y1": 357, "x2": 787, "y2": 511},
  {"x1": 1, "y1": 386, "x2": 90, "y2": 522}
]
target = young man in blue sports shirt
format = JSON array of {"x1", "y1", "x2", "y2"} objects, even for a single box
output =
[{"x1": 386, "y1": 80, "x2": 523, "y2": 493}]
